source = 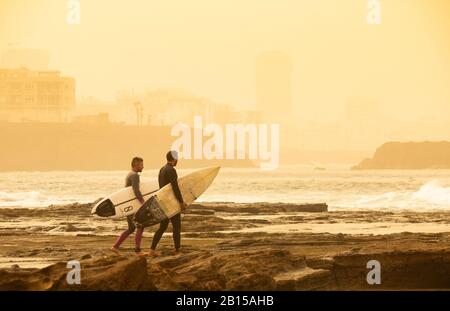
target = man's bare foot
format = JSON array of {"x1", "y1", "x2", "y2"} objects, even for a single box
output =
[
  {"x1": 148, "y1": 249, "x2": 160, "y2": 257},
  {"x1": 135, "y1": 251, "x2": 147, "y2": 257},
  {"x1": 173, "y1": 249, "x2": 182, "y2": 256},
  {"x1": 110, "y1": 247, "x2": 122, "y2": 256}
]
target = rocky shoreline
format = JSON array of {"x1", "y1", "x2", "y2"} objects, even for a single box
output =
[{"x1": 0, "y1": 202, "x2": 449, "y2": 290}]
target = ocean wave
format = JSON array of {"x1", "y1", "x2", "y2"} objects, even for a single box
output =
[
  {"x1": 0, "y1": 191, "x2": 44, "y2": 207},
  {"x1": 333, "y1": 180, "x2": 450, "y2": 210},
  {"x1": 0, "y1": 191, "x2": 84, "y2": 208},
  {"x1": 412, "y1": 180, "x2": 450, "y2": 205}
]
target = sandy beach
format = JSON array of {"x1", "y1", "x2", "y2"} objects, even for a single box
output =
[{"x1": 0, "y1": 201, "x2": 449, "y2": 290}]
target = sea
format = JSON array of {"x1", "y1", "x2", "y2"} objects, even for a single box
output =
[{"x1": 1, "y1": 165, "x2": 450, "y2": 211}]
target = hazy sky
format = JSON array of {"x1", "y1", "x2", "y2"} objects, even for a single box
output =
[{"x1": 1, "y1": 0, "x2": 449, "y2": 123}]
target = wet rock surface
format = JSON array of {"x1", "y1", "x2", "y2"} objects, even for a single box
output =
[{"x1": 0, "y1": 202, "x2": 449, "y2": 290}]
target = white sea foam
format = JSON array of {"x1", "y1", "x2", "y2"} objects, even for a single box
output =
[
  {"x1": 412, "y1": 180, "x2": 450, "y2": 205},
  {"x1": 331, "y1": 180, "x2": 450, "y2": 210}
]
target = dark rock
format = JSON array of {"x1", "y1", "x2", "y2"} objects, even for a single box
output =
[
  {"x1": 352, "y1": 141, "x2": 450, "y2": 170},
  {"x1": 0, "y1": 256, "x2": 156, "y2": 291}
]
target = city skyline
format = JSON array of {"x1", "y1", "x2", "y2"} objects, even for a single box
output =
[
  {"x1": 1, "y1": 61, "x2": 450, "y2": 156},
  {"x1": 1, "y1": 0, "x2": 450, "y2": 159},
  {"x1": 1, "y1": 1, "x2": 449, "y2": 120}
]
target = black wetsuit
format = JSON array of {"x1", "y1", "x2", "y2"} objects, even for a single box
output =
[{"x1": 151, "y1": 163, "x2": 183, "y2": 250}]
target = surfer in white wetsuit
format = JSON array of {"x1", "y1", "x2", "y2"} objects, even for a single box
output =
[
  {"x1": 111, "y1": 157, "x2": 146, "y2": 257},
  {"x1": 148, "y1": 151, "x2": 187, "y2": 257}
]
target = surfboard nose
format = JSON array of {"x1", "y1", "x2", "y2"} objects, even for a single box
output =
[
  {"x1": 204, "y1": 166, "x2": 220, "y2": 180},
  {"x1": 185, "y1": 166, "x2": 220, "y2": 201},
  {"x1": 203, "y1": 166, "x2": 220, "y2": 186}
]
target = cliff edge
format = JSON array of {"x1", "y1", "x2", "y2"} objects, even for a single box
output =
[{"x1": 352, "y1": 141, "x2": 450, "y2": 170}]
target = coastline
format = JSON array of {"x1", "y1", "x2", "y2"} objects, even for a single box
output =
[{"x1": 0, "y1": 202, "x2": 449, "y2": 290}]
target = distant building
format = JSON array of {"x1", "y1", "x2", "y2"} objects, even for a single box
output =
[
  {"x1": 256, "y1": 51, "x2": 293, "y2": 123},
  {"x1": 141, "y1": 89, "x2": 211, "y2": 126},
  {"x1": 116, "y1": 88, "x2": 220, "y2": 126},
  {"x1": 74, "y1": 96, "x2": 121, "y2": 123},
  {"x1": 114, "y1": 88, "x2": 252, "y2": 126},
  {"x1": 0, "y1": 68, "x2": 75, "y2": 122},
  {"x1": 206, "y1": 103, "x2": 238, "y2": 124}
]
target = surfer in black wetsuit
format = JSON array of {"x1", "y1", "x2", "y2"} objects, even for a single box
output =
[
  {"x1": 148, "y1": 150, "x2": 187, "y2": 257},
  {"x1": 111, "y1": 157, "x2": 146, "y2": 257}
]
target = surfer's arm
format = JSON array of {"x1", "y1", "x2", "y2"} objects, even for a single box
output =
[
  {"x1": 169, "y1": 169, "x2": 184, "y2": 203},
  {"x1": 131, "y1": 174, "x2": 145, "y2": 204}
]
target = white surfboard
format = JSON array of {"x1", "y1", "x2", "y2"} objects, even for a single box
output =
[
  {"x1": 91, "y1": 166, "x2": 220, "y2": 219},
  {"x1": 91, "y1": 179, "x2": 159, "y2": 219},
  {"x1": 149, "y1": 165, "x2": 220, "y2": 220}
]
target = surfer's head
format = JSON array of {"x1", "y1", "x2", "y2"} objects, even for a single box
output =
[
  {"x1": 131, "y1": 156, "x2": 144, "y2": 172},
  {"x1": 166, "y1": 150, "x2": 179, "y2": 166}
]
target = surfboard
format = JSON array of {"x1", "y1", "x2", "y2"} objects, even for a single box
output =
[
  {"x1": 91, "y1": 166, "x2": 220, "y2": 220},
  {"x1": 91, "y1": 179, "x2": 159, "y2": 218}
]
